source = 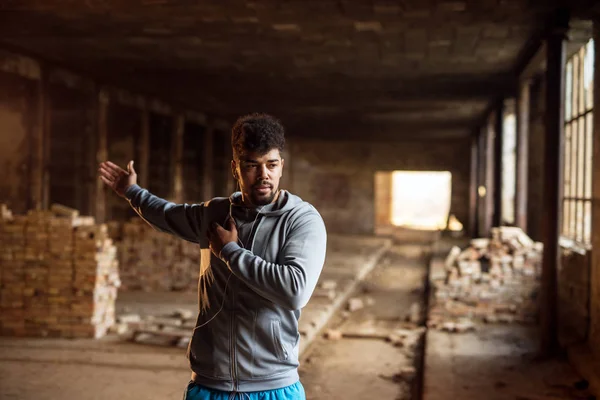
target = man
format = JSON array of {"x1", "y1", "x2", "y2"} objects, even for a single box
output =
[{"x1": 98, "y1": 113, "x2": 327, "y2": 400}]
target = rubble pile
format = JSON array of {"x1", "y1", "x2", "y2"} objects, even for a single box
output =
[
  {"x1": 0, "y1": 204, "x2": 120, "y2": 338},
  {"x1": 111, "y1": 309, "x2": 195, "y2": 348},
  {"x1": 429, "y1": 227, "x2": 543, "y2": 332},
  {"x1": 109, "y1": 218, "x2": 199, "y2": 292}
]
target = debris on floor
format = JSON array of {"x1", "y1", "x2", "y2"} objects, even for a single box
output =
[
  {"x1": 111, "y1": 309, "x2": 196, "y2": 347},
  {"x1": 347, "y1": 297, "x2": 365, "y2": 312},
  {"x1": 429, "y1": 227, "x2": 542, "y2": 332}
]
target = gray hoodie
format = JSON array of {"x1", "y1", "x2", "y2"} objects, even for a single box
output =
[{"x1": 124, "y1": 185, "x2": 327, "y2": 392}]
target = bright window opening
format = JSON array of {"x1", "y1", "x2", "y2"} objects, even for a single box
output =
[
  {"x1": 387, "y1": 171, "x2": 452, "y2": 230},
  {"x1": 562, "y1": 38, "x2": 594, "y2": 246},
  {"x1": 502, "y1": 100, "x2": 517, "y2": 225}
]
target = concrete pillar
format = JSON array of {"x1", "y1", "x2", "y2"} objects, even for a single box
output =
[
  {"x1": 590, "y1": 22, "x2": 600, "y2": 357},
  {"x1": 516, "y1": 80, "x2": 531, "y2": 231},
  {"x1": 224, "y1": 132, "x2": 235, "y2": 195},
  {"x1": 202, "y1": 123, "x2": 214, "y2": 201},
  {"x1": 469, "y1": 135, "x2": 478, "y2": 236},
  {"x1": 94, "y1": 89, "x2": 109, "y2": 223},
  {"x1": 172, "y1": 113, "x2": 185, "y2": 203},
  {"x1": 29, "y1": 69, "x2": 47, "y2": 210},
  {"x1": 493, "y1": 102, "x2": 504, "y2": 227},
  {"x1": 138, "y1": 108, "x2": 150, "y2": 189},
  {"x1": 483, "y1": 116, "x2": 495, "y2": 235},
  {"x1": 540, "y1": 17, "x2": 567, "y2": 356}
]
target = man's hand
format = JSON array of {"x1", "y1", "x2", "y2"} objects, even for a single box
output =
[
  {"x1": 208, "y1": 219, "x2": 238, "y2": 258},
  {"x1": 99, "y1": 160, "x2": 137, "y2": 198}
]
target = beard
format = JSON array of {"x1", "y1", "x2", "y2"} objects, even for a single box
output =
[{"x1": 248, "y1": 181, "x2": 277, "y2": 206}]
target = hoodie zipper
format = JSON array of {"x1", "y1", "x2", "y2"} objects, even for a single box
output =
[
  {"x1": 230, "y1": 210, "x2": 266, "y2": 392},
  {"x1": 230, "y1": 283, "x2": 238, "y2": 392}
]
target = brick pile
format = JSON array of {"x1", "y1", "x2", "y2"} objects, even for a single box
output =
[
  {"x1": 0, "y1": 204, "x2": 120, "y2": 338},
  {"x1": 428, "y1": 227, "x2": 543, "y2": 333},
  {"x1": 109, "y1": 218, "x2": 199, "y2": 292}
]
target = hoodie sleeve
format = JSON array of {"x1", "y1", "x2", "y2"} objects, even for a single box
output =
[
  {"x1": 219, "y1": 209, "x2": 327, "y2": 310},
  {"x1": 124, "y1": 184, "x2": 203, "y2": 243}
]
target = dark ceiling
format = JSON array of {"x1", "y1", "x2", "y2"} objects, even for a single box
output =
[{"x1": 0, "y1": 0, "x2": 597, "y2": 139}]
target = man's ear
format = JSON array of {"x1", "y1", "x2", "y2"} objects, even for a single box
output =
[{"x1": 231, "y1": 160, "x2": 237, "y2": 180}]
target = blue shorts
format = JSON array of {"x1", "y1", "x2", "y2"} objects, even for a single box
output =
[{"x1": 183, "y1": 381, "x2": 306, "y2": 400}]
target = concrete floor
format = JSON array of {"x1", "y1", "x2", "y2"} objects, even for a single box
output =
[
  {"x1": 423, "y1": 326, "x2": 595, "y2": 400},
  {"x1": 1, "y1": 234, "x2": 594, "y2": 400},
  {"x1": 0, "y1": 235, "x2": 395, "y2": 400},
  {"x1": 299, "y1": 244, "x2": 431, "y2": 400},
  {"x1": 423, "y1": 238, "x2": 595, "y2": 400}
]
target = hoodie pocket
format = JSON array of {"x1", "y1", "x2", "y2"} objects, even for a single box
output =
[{"x1": 271, "y1": 320, "x2": 288, "y2": 361}]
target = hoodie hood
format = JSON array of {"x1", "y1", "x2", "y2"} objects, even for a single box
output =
[{"x1": 229, "y1": 190, "x2": 302, "y2": 217}]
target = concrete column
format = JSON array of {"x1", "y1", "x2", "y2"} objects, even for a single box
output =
[
  {"x1": 493, "y1": 102, "x2": 504, "y2": 227},
  {"x1": 202, "y1": 123, "x2": 214, "y2": 201},
  {"x1": 172, "y1": 113, "x2": 185, "y2": 203},
  {"x1": 469, "y1": 135, "x2": 478, "y2": 236},
  {"x1": 94, "y1": 89, "x2": 109, "y2": 223},
  {"x1": 540, "y1": 17, "x2": 567, "y2": 356},
  {"x1": 224, "y1": 133, "x2": 235, "y2": 195},
  {"x1": 41, "y1": 74, "x2": 51, "y2": 210},
  {"x1": 590, "y1": 22, "x2": 600, "y2": 357},
  {"x1": 138, "y1": 108, "x2": 150, "y2": 189},
  {"x1": 484, "y1": 117, "x2": 495, "y2": 235},
  {"x1": 29, "y1": 69, "x2": 46, "y2": 210},
  {"x1": 516, "y1": 80, "x2": 531, "y2": 231}
]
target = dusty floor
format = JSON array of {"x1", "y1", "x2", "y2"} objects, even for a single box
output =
[
  {"x1": 1, "y1": 236, "x2": 596, "y2": 400},
  {"x1": 423, "y1": 237, "x2": 595, "y2": 400},
  {"x1": 299, "y1": 244, "x2": 431, "y2": 400},
  {"x1": 424, "y1": 326, "x2": 596, "y2": 400},
  {"x1": 0, "y1": 235, "x2": 394, "y2": 400}
]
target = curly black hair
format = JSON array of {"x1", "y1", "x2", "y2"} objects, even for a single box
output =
[{"x1": 231, "y1": 113, "x2": 285, "y2": 159}]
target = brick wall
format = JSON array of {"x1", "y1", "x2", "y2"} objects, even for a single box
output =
[
  {"x1": 107, "y1": 104, "x2": 141, "y2": 221},
  {"x1": 0, "y1": 70, "x2": 38, "y2": 214},
  {"x1": 47, "y1": 82, "x2": 96, "y2": 215},
  {"x1": 558, "y1": 250, "x2": 591, "y2": 347},
  {"x1": 287, "y1": 138, "x2": 471, "y2": 235}
]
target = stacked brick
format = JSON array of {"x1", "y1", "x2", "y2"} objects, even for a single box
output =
[
  {"x1": 428, "y1": 227, "x2": 543, "y2": 332},
  {"x1": 0, "y1": 204, "x2": 120, "y2": 338},
  {"x1": 110, "y1": 218, "x2": 199, "y2": 292}
]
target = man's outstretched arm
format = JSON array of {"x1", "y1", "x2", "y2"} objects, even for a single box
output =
[{"x1": 99, "y1": 160, "x2": 203, "y2": 243}]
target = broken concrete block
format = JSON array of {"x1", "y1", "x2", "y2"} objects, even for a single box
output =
[
  {"x1": 347, "y1": 297, "x2": 364, "y2": 312},
  {"x1": 445, "y1": 246, "x2": 462, "y2": 270},
  {"x1": 313, "y1": 288, "x2": 336, "y2": 300},
  {"x1": 320, "y1": 280, "x2": 337, "y2": 290},
  {"x1": 323, "y1": 329, "x2": 342, "y2": 340},
  {"x1": 409, "y1": 303, "x2": 421, "y2": 324},
  {"x1": 109, "y1": 322, "x2": 130, "y2": 335},
  {"x1": 399, "y1": 366, "x2": 417, "y2": 380},
  {"x1": 454, "y1": 319, "x2": 476, "y2": 333},
  {"x1": 117, "y1": 313, "x2": 142, "y2": 324},
  {"x1": 171, "y1": 309, "x2": 194, "y2": 320}
]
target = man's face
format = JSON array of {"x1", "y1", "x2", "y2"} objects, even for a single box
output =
[{"x1": 232, "y1": 148, "x2": 285, "y2": 206}]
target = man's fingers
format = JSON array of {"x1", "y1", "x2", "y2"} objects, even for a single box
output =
[
  {"x1": 127, "y1": 160, "x2": 136, "y2": 175},
  {"x1": 98, "y1": 167, "x2": 114, "y2": 180},
  {"x1": 100, "y1": 165, "x2": 120, "y2": 180},
  {"x1": 104, "y1": 161, "x2": 126, "y2": 174},
  {"x1": 100, "y1": 176, "x2": 113, "y2": 187},
  {"x1": 227, "y1": 218, "x2": 237, "y2": 232}
]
